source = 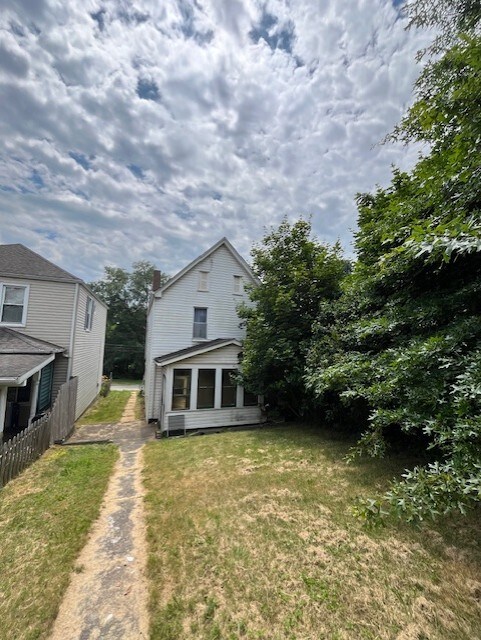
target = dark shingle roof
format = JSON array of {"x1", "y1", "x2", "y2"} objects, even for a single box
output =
[
  {"x1": 0, "y1": 328, "x2": 65, "y2": 382},
  {"x1": 0, "y1": 327, "x2": 65, "y2": 354},
  {"x1": 154, "y1": 338, "x2": 240, "y2": 365},
  {"x1": 0, "y1": 244, "x2": 82, "y2": 283}
]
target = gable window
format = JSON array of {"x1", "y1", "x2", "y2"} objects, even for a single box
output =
[
  {"x1": 84, "y1": 296, "x2": 95, "y2": 331},
  {"x1": 197, "y1": 369, "x2": 216, "y2": 409},
  {"x1": 233, "y1": 275, "x2": 243, "y2": 295},
  {"x1": 221, "y1": 369, "x2": 237, "y2": 407},
  {"x1": 198, "y1": 271, "x2": 209, "y2": 292},
  {"x1": 0, "y1": 284, "x2": 29, "y2": 325},
  {"x1": 193, "y1": 307, "x2": 207, "y2": 339},
  {"x1": 172, "y1": 369, "x2": 191, "y2": 410}
]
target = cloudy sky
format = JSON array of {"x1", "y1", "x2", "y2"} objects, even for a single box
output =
[{"x1": 0, "y1": 0, "x2": 432, "y2": 281}]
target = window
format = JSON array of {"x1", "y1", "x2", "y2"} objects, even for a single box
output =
[
  {"x1": 221, "y1": 369, "x2": 237, "y2": 407},
  {"x1": 197, "y1": 369, "x2": 216, "y2": 409},
  {"x1": 84, "y1": 296, "x2": 95, "y2": 331},
  {"x1": 172, "y1": 369, "x2": 191, "y2": 410},
  {"x1": 193, "y1": 307, "x2": 207, "y2": 339},
  {"x1": 233, "y1": 275, "x2": 243, "y2": 295},
  {"x1": 198, "y1": 271, "x2": 209, "y2": 291},
  {"x1": 243, "y1": 389, "x2": 258, "y2": 407},
  {"x1": 0, "y1": 284, "x2": 28, "y2": 325}
]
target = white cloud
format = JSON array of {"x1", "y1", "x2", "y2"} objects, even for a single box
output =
[{"x1": 0, "y1": 0, "x2": 433, "y2": 281}]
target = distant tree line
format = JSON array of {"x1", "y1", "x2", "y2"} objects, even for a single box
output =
[{"x1": 240, "y1": 0, "x2": 481, "y2": 522}]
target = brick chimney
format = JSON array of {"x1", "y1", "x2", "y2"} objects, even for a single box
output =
[{"x1": 152, "y1": 269, "x2": 161, "y2": 291}]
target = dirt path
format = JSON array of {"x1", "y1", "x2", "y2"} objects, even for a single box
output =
[{"x1": 49, "y1": 392, "x2": 154, "y2": 640}]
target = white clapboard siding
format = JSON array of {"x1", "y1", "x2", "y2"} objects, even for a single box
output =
[
  {"x1": 145, "y1": 243, "x2": 256, "y2": 420},
  {"x1": 71, "y1": 285, "x2": 108, "y2": 418},
  {"x1": 163, "y1": 406, "x2": 261, "y2": 432}
]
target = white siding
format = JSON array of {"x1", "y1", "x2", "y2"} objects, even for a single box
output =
[
  {"x1": 0, "y1": 276, "x2": 75, "y2": 348},
  {"x1": 71, "y1": 285, "x2": 107, "y2": 418},
  {"x1": 145, "y1": 244, "x2": 255, "y2": 420}
]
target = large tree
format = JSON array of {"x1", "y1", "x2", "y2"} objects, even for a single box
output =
[
  {"x1": 239, "y1": 219, "x2": 347, "y2": 419},
  {"x1": 306, "y1": 2, "x2": 481, "y2": 521},
  {"x1": 90, "y1": 261, "x2": 168, "y2": 379}
]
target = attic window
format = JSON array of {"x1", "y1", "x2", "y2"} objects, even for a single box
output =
[
  {"x1": 233, "y1": 275, "x2": 243, "y2": 294},
  {"x1": 0, "y1": 284, "x2": 29, "y2": 325},
  {"x1": 193, "y1": 307, "x2": 207, "y2": 339},
  {"x1": 198, "y1": 271, "x2": 209, "y2": 292}
]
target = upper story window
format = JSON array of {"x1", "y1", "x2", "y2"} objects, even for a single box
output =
[
  {"x1": 0, "y1": 284, "x2": 29, "y2": 325},
  {"x1": 193, "y1": 307, "x2": 207, "y2": 339},
  {"x1": 198, "y1": 271, "x2": 209, "y2": 292},
  {"x1": 84, "y1": 296, "x2": 95, "y2": 331},
  {"x1": 233, "y1": 275, "x2": 243, "y2": 295}
]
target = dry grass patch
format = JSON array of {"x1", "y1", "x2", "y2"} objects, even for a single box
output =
[
  {"x1": 143, "y1": 426, "x2": 481, "y2": 640},
  {"x1": 0, "y1": 444, "x2": 118, "y2": 640}
]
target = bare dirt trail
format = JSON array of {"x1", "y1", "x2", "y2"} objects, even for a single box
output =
[{"x1": 49, "y1": 392, "x2": 154, "y2": 640}]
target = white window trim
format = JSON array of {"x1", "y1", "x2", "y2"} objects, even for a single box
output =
[
  {"x1": 193, "y1": 306, "x2": 208, "y2": 340},
  {"x1": 0, "y1": 283, "x2": 29, "y2": 327},
  {"x1": 84, "y1": 296, "x2": 95, "y2": 331}
]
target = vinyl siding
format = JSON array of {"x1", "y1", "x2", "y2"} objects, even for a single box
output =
[
  {"x1": 71, "y1": 285, "x2": 107, "y2": 418},
  {"x1": 52, "y1": 354, "x2": 69, "y2": 401},
  {"x1": 0, "y1": 276, "x2": 75, "y2": 348},
  {"x1": 145, "y1": 244, "x2": 256, "y2": 420}
]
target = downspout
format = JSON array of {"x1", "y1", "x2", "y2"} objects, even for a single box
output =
[{"x1": 67, "y1": 283, "x2": 80, "y2": 380}]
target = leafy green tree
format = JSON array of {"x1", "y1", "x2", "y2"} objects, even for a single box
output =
[
  {"x1": 239, "y1": 219, "x2": 347, "y2": 419},
  {"x1": 90, "y1": 261, "x2": 168, "y2": 379},
  {"x1": 306, "y1": 3, "x2": 481, "y2": 521}
]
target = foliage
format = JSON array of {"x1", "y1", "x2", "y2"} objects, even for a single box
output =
[
  {"x1": 306, "y1": 6, "x2": 481, "y2": 521},
  {"x1": 239, "y1": 218, "x2": 347, "y2": 418},
  {"x1": 99, "y1": 375, "x2": 111, "y2": 397},
  {"x1": 90, "y1": 261, "x2": 168, "y2": 379}
]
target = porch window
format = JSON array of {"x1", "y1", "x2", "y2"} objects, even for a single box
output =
[
  {"x1": 221, "y1": 369, "x2": 237, "y2": 407},
  {"x1": 0, "y1": 284, "x2": 28, "y2": 325},
  {"x1": 197, "y1": 369, "x2": 216, "y2": 409},
  {"x1": 193, "y1": 307, "x2": 207, "y2": 339},
  {"x1": 243, "y1": 389, "x2": 258, "y2": 407},
  {"x1": 172, "y1": 369, "x2": 191, "y2": 410}
]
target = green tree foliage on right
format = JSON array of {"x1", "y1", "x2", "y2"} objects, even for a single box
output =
[
  {"x1": 239, "y1": 218, "x2": 346, "y2": 419},
  {"x1": 306, "y1": 3, "x2": 481, "y2": 521}
]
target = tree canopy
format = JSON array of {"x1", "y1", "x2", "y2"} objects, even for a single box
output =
[
  {"x1": 306, "y1": 1, "x2": 481, "y2": 521},
  {"x1": 239, "y1": 219, "x2": 347, "y2": 418},
  {"x1": 90, "y1": 261, "x2": 168, "y2": 379}
]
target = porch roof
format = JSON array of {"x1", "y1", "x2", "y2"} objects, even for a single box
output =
[
  {"x1": 154, "y1": 338, "x2": 242, "y2": 367},
  {"x1": 0, "y1": 328, "x2": 65, "y2": 384}
]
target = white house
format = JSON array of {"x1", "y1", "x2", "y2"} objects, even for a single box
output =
[
  {"x1": 144, "y1": 238, "x2": 264, "y2": 435},
  {"x1": 0, "y1": 244, "x2": 107, "y2": 439}
]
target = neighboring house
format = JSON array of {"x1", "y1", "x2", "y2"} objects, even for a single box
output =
[
  {"x1": 144, "y1": 237, "x2": 264, "y2": 435},
  {"x1": 0, "y1": 244, "x2": 107, "y2": 439}
]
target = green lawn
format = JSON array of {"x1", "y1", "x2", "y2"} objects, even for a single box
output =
[
  {"x1": 0, "y1": 444, "x2": 118, "y2": 640},
  {"x1": 143, "y1": 425, "x2": 481, "y2": 640},
  {"x1": 76, "y1": 390, "x2": 131, "y2": 425}
]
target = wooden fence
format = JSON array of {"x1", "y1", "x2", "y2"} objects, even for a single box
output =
[{"x1": 0, "y1": 377, "x2": 78, "y2": 488}]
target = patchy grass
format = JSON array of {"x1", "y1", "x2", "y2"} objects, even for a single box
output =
[
  {"x1": 143, "y1": 425, "x2": 481, "y2": 640},
  {"x1": 134, "y1": 392, "x2": 145, "y2": 422},
  {"x1": 0, "y1": 444, "x2": 118, "y2": 640},
  {"x1": 76, "y1": 390, "x2": 131, "y2": 425}
]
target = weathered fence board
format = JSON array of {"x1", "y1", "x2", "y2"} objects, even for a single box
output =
[{"x1": 0, "y1": 377, "x2": 78, "y2": 488}]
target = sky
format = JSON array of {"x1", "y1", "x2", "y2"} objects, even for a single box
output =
[{"x1": 0, "y1": 0, "x2": 432, "y2": 282}]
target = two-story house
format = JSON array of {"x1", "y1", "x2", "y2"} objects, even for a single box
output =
[
  {"x1": 144, "y1": 238, "x2": 264, "y2": 435},
  {"x1": 0, "y1": 244, "x2": 107, "y2": 439}
]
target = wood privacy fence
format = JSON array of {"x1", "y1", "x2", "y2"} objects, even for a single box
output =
[{"x1": 0, "y1": 377, "x2": 78, "y2": 488}]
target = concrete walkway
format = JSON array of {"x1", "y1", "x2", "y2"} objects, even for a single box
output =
[{"x1": 49, "y1": 392, "x2": 155, "y2": 640}]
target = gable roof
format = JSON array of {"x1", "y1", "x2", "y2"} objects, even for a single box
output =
[
  {"x1": 156, "y1": 237, "x2": 258, "y2": 295},
  {"x1": 154, "y1": 338, "x2": 242, "y2": 366},
  {"x1": 0, "y1": 244, "x2": 82, "y2": 283},
  {"x1": 0, "y1": 327, "x2": 65, "y2": 384}
]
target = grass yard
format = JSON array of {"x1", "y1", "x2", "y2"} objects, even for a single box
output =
[
  {"x1": 0, "y1": 444, "x2": 118, "y2": 640},
  {"x1": 76, "y1": 390, "x2": 131, "y2": 425},
  {"x1": 143, "y1": 426, "x2": 481, "y2": 640}
]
